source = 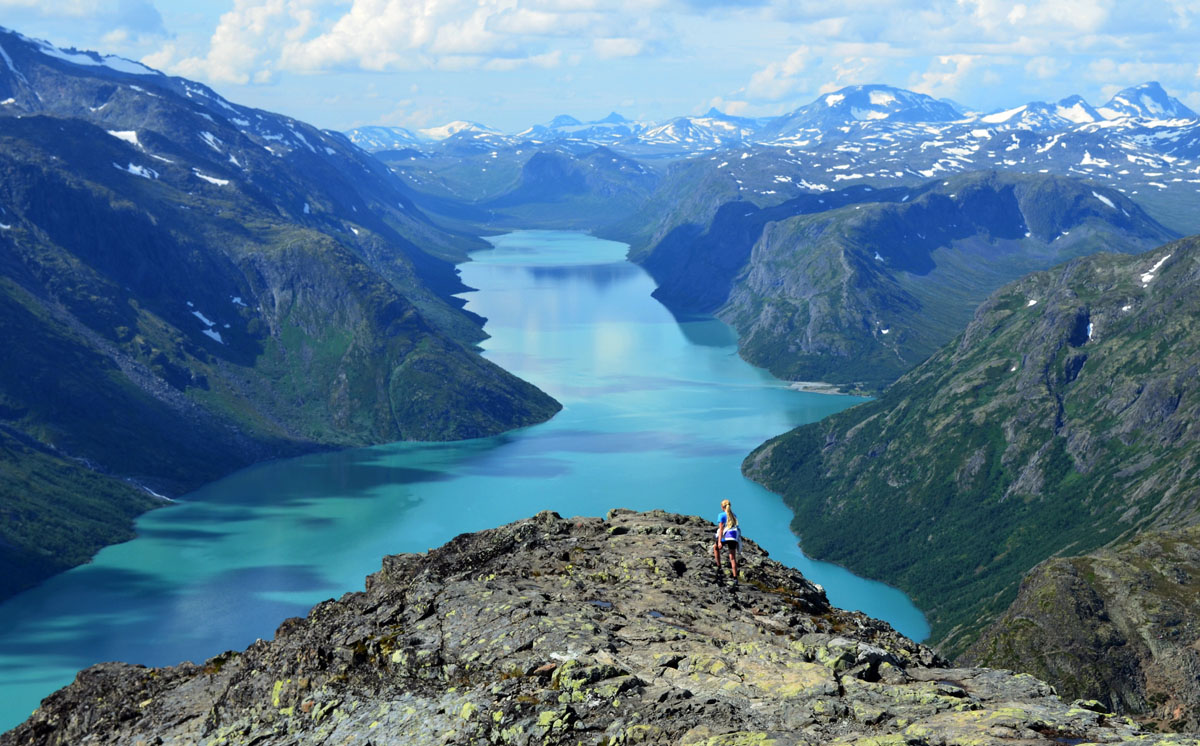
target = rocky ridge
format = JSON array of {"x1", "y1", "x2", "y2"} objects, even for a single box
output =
[
  {"x1": 4, "y1": 510, "x2": 1194, "y2": 745},
  {"x1": 966, "y1": 525, "x2": 1200, "y2": 732}
]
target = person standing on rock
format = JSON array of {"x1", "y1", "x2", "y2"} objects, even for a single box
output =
[{"x1": 714, "y1": 499, "x2": 740, "y2": 584}]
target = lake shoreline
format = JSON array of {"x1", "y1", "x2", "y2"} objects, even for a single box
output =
[{"x1": 788, "y1": 380, "x2": 855, "y2": 396}]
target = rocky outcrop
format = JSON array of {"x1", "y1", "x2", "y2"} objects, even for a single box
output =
[
  {"x1": 966, "y1": 525, "x2": 1200, "y2": 732},
  {"x1": 3, "y1": 510, "x2": 1190, "y2": 745}
]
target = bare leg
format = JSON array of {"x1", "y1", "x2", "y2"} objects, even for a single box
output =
[
  {"x1": 713, "y1": 543, "x2": 722, "y2": 569},
  {"x1": 729, "y1": 546, "x2": 738, "y2": 581}
]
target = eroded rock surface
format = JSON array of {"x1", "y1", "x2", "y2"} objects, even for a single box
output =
[
  {"x1": 966, "y1": 524, "x2": 1200, "y2": 733},
  {"x1": 3, "y1": 510, "x2": 1194, "y2": 745}
]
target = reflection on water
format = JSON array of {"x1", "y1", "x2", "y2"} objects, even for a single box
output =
[{"x1": 0, "y1": 230, "x2": 929, "y2": 732}]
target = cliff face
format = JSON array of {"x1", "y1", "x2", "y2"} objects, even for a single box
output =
[
  {"x1": 3, "y1": 510, "x2": 1182, "y2": 745},
  {"x1": 966, "y1": 525, "x2": 1200, "y2": 732}
]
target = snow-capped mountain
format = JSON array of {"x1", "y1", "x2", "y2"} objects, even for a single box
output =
[
  {"x1": 516, "y1": 112, "x2": 642, "y2": 144},
  {"x1": 977, "y1": 96, "x2": 1105, "y2": 131},
  {"x1": 1097, "y1": 82, "x2": 1198, "y2": 121},
  {"x1": 637, "y1": 109, "x2": 763, "y2": 149},
  {"x1": 417, "y1": 120, "x2": 498, "y2": 141},
  {"x1": 761, "y1": 85, "x2": 965, "y2": 139},
  {"x1": 1054, "y1": 95, "x2": 1104, "y2": 124},
  {"x1": 345, "y1": 125, "x2": 421, "y2": 151}
]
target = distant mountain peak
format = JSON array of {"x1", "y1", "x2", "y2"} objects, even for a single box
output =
[
  {"x1": 596, "y1": 111, "x2": 628, "y2": 124},
  {"x1": 1098, "y1": 81, "x2": 1198, "y2": 121},
  {"x1": 1054, "y1": 94, "x2": 1103, "y2": 124},
  {"x1": 416, "y1": 120, "x2": 496, "y2": 141},
  {"x1": 762, "y1": 84, "x2": 963, "y2": 139},
  {"x1": 548, "y1": 114, "x2": 581, "y2": 127}
]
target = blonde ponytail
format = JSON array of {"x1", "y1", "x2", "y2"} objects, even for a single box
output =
[{"x1": 721, "y1": 499, "x2": 737, "y2": 529}]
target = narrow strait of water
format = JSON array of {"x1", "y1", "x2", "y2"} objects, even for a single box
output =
[{"x1": 0, "y1": 230, "x2": 929, "y2": 732}]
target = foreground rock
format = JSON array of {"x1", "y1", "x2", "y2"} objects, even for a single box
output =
[
  {"x1": 4, "y1": 510, "x2": 1194, "y2": 745},
  {"x1": 966, "y1": 525, "x2": 1200, "y2": 732}
]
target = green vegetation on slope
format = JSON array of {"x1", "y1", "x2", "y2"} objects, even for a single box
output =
[{"x1": 744, "y1": 237, "x2": 1200, "y2": 656}]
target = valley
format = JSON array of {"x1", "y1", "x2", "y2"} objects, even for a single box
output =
[
  {"x1": 3, "y1": 19, "x2": 1200, "y2": 740},
  {"x1": 0, "y1": 230, "x2": 925, "y2": 733}
]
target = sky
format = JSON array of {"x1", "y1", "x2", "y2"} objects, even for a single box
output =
[{"x1": 1, "y1": 0, "x2": 1198, "y2": 133}]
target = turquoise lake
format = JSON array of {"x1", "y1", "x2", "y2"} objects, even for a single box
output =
[{"x1": 0, "y1": 230, "x2": 929, "y2": 732}]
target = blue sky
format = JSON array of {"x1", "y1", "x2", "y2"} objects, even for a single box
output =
[{"x1": 2, "y1": 0, "x2": 1198, "y2": 132}]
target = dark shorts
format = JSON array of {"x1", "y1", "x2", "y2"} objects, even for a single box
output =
[{"x1": 719, "y1": 540, "x2": 738, "y2": 554}]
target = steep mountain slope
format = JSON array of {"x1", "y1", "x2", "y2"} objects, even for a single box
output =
[
  {"x1": 966, "y1": 525, "x2": 1200, "y2": 731},
  {"x1": 744, "y1": 236, "x2": 1200, "y2": 655},
  {"x1": 0, "y1": 30, "x2": 560, "y2": 601},
  {"x1": 636, "y1": 170, "x2": 1174, "y2": 388},
  {"x1": 3, "y1": 509, "x2": 1183, "y2": 745}
]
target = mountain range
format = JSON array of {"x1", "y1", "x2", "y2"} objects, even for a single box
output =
[
  {"x1": 0, "y1": 26, "x2": 560, "y2": 601},
  {"x1": 347, "y1": 81, "x2": 1197, "y2": 152}
]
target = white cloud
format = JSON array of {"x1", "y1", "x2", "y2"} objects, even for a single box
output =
[
  {"x1": 911, "y1": 54, "x2": 978, "y2": 98},
  {"x1": 959, "y1": 0, "x2": 1111, "y2": 34},
  {"x1": 1025, "y1": 55, "x2": 1069, "y2": 79},
  {"x1": 157, "y1": 0, "x2": 664, "y2": 84},
  {"x1": 1087, "y1": 57, "x2": 1196, "y2": 90},
  {"x1": 745, "y1": 45, "x2": 812, "y2": 100},
  {"x1": 168, "y1": 0, "x2": 294, "y2": 84},
  {"x1": 484, "y1": 49, "x2": 563, "y2": 70},
  {"x1": 592, "y1": 37, "x2": 645, "y2": 59}
]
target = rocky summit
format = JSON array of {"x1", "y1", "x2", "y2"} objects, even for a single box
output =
[{"x1": 4, "y1": 510, "x2": 1194, "y2": 746}]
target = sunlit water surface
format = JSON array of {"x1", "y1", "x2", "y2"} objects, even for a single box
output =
[{"x1": 0, "y1": 230, "x2": 929, "y2": 732}]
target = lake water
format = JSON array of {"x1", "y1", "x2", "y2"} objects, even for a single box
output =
[{"x1": 0, "y1": 230, "x2": 929, "y2": 732}]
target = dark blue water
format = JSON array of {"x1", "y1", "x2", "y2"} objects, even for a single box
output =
[{"x1": 0, "y1": 230, "x2": 929, "y2": 732}]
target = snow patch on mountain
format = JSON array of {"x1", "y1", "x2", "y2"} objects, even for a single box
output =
[
  {"x1": 107, "y1": 130, "x2": 140, "y2": 147},
  {"x1": 113, "y1": 162, "x2": 157, "y2": 179},
  {"x1": 982, "y1": 105, "x2": 1026, "y2": 124},
  {"x1": 1140, "y1": 253, "x2": 1172, "y2": 285},
  {"x1": 418, "y1": 121, "x2": 496, "y2": 140},
  {"x1": 193, "y1": 169, "x2": 229, "y2": 186},
  {"x1": 0, "y1": 41, "x2": 24, "y2": 83},
  {"x1": 869, "y1": 90, "x2": 897, "y2": 106},
  {"x1": 199, "y1": 131, "x2": 222, "y2": 152}
]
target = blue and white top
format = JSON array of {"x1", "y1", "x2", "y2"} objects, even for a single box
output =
[{"x1": 716, "y1": 513, "x2": 740, "y2": 543}]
